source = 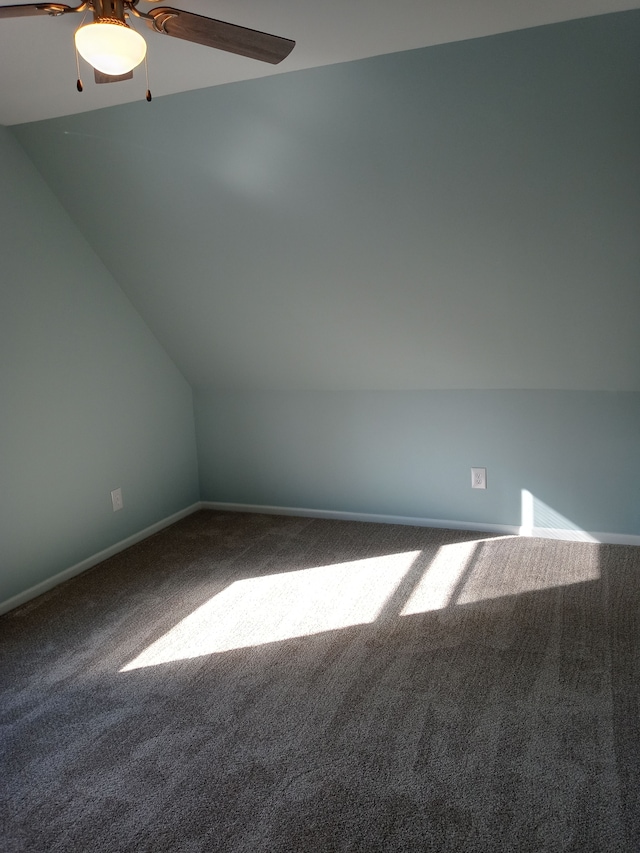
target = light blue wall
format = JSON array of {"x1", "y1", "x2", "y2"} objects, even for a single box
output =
[
  {"x1": 190, "y1": 12, "x2": 640, "y2": 537},
  {"x1": 0, "y1": 127, "x2": 200, "y2": 605},
  {"x1": 196, "y1": 390, "x2": 640, "y2": 536},
  {"x1": 8, "y1": 11, "x2": 640, "y2": 542}
]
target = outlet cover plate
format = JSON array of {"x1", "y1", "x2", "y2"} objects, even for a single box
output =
[
  {"x1": 111, "y1": 487, "x2": 123, "y2": 511},
  {"x1": 471, "y1": 468, "x2": 487, "y2": 489}
]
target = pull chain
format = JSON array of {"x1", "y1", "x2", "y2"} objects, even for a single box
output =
[
  {"x1": 144, "y1": 53, "x2": 152, "y2": 102},
  {"x1": 74, "y1": 11, "x2": 88, "y2": 92},
  {"x1": 73, "y1": 40, "x2": 84, "y2": 92},
  {"x1": 75, "y1": 44, "x2": 83, "y2": 92}
]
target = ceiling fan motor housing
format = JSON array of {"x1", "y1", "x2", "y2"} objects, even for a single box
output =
[{"x1": 92, "y1": 0, "x2": 127, "y2": 23}]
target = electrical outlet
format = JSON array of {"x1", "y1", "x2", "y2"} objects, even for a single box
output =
[
  {"x1": 111, "y1": 487, "x2": 123, "y2": 512},
  {"x1": 471, "y1": 468, "x2": 487, "y2": 489}
]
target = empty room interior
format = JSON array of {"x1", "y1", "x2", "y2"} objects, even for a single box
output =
[{"x1": 2, "y1": 2, "x2": 640, "y2": 850}]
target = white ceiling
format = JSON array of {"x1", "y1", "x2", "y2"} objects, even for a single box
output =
[{"x1": 1, "y1": 0, "x2": 638, "y2": 125}]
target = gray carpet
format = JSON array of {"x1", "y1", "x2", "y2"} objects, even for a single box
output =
[{"x1": 2, "y1": 510, "x2": 639, "y2": 852}]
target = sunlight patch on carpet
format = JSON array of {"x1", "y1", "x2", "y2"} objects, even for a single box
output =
[
  {"x1": 401, "y1": 536, "x2": 600, "y2": 615},
  {"x1": 400, "y1": 540, "x2": 480, "y2": 615},
  {"x1": 120, "y1": 550, "x2": 422, "y2": 670}
]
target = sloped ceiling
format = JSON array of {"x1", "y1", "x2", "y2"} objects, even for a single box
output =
[
  {"x1": 1, "y1": 0, "x2": 639, "y2": 124},
  {"x1": 12, "y1": 10, "x2": 640, "y2": 392}
]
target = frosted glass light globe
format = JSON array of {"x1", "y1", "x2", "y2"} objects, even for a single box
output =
[{"x1": 75, "y1": 21, "x2": 146, "y2": 76}]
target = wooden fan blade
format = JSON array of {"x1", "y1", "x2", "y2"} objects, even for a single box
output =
[
  {"x1": 94, "y1": 68, "x2": 134, "y2": 83},
  {"x1": 0, "y1": 2, "x2": 75, "y2": 17},
  {"x1": 145, "y1": 8, "x2": 295, "y2": 64}
]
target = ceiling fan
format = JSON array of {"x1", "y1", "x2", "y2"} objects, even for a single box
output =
[{"x1": 0, "y1": 0, "x2": 295, "y2": 90}]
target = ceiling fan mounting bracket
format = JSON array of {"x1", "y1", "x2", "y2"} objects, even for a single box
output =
[
  {"x1": 148, "y1": 9, "x2": 176, "y2": 33},
  {"x1": 37, "y1": 1, "x2": 86, "y2": 14},
  {"x1": 41, "y1": 4, "x2": 72, "y2": 15}
]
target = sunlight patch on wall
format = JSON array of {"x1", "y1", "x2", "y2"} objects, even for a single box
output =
[
  {"x1": 120, "y1": 550, "x2": 421, "y2": 670},
  {"x1": 521, "y1": 490, "x2": 598, "y2": 542}
]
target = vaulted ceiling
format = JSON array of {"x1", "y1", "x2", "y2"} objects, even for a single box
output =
[
  {"x1": 10, "y1": 7, "x2": 640, "y2": 393},
  {"x1": 1, "y1": 0, "x2": 638, "y2": 124}
]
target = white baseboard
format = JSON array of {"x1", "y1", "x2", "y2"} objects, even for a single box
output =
[
  {"x1": 202, "y1": 501, "x2": 640, "y2": 546},
  {"x1": 0, "y1": 503, "x2": 201, "y2": 617},
  {"x1": 4, "y1": 499, "x2": 638, "y2": 617}
]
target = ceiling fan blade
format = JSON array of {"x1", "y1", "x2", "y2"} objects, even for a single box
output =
[
  {"x1": 94, "y1": 68, "x2": 134, "y2": 83},
  {"x1": 144, "y1": 7, "x2": 295, "y2": 64},
  {"x1": 0, "y1": 2, "x2": 75, "y2": 17}
]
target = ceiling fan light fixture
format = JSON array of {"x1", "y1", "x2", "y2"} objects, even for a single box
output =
[{"x1": 75, "y1": 18, "x2": 146, "y2": 76}]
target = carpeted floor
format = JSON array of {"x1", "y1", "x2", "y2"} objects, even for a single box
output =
[{"x1": 2, "y1": 510, "x2": 639, "y2": 852}]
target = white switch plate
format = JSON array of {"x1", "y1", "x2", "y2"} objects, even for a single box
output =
[
  {"x1": 471, "y1": 468, "x2": 487, "y2": 489},
  {"x1": 111, "y1": 487, "x2": 123, "y2": 511}
]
